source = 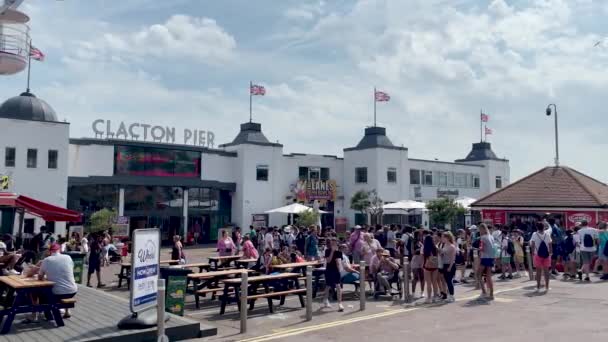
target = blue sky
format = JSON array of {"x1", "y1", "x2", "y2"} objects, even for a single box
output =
[{"x1": 2, "y1": 0, "x2": 608, "y2": 182}]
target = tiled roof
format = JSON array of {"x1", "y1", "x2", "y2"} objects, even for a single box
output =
[{"x1": 472, "y1": 166, "x2": 608, "y2": 208}]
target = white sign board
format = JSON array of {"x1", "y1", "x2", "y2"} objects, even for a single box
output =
[
  {"x1": 130, "y1": 228, "x2": 160, "y2": 313},
  {"x1": 70, "y1": 225, "x2": 84, "y2": 237},
  {"x1": 112, "y1": 224, "x2": 130, "y2": 238}
]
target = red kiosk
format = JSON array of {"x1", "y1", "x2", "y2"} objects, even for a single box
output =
[{"x1": 471, "y1": 166, "x2": 608, "y2": 229}]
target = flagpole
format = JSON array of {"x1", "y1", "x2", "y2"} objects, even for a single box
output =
[
  {"x1": 484, "y1": 124, "x2": 487, "y2": 142},
  {"x1": 373, "y1": 87, "x2": 377, "y2": 127},
  {"x1": 26, "y1": 40, "x2": 32, "y2": 92},
  {"x1": 480, "y1": 109, "x2": 482, "y2": 142},
  {"x1": 249, "y1": 81, "x2": 253, "y2": 123}
]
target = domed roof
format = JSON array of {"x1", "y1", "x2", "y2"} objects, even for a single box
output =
[{"x1": 0, "y1": 91, "x2": 58, "y2": 122}]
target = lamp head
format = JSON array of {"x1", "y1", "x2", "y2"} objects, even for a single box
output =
[{"x1": 546, "y1": 106, "x2": 552, "y2": 116}]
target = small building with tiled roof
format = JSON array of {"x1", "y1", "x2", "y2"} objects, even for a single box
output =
[{"x1": 471, "y1": 166, "x2": 608, "y2": 229}]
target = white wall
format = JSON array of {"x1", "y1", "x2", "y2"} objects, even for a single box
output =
[
  {"x1": 408, "y1": 159, "x2": 487, "y2": 201},
  {"x1": 200, "y1": 152, "x2": 237, "y2": 183},
  {"x1": 0, "y1": 118, "x2": 69, "y2": 235},
  {"x1": 68, "y1": 144, "x2": 114, "y2": 177}
]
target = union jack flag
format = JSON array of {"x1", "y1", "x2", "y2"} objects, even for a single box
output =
[
  {"x1": 250, "y1": 84, "x2": 266, "y2": 96},
  {"x1": 481, "y1": 113, "x2": 489, "y2": 122},
  {"x1": 485, "y1": 127, "x2": 493, "y2": 135},
  {"x1": 374, "y1": 90, "x2": 390, "y2": 102},
  {"x1": 30, "y1": 45, "x2": 45, "y2": 62}
]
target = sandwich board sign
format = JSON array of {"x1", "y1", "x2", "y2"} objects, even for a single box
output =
[{"x1": 130, "y1": 228, "x2": 160, "y2": 313}]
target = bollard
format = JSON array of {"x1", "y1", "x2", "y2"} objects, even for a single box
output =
[
  {"x1": 305, "y1": 266, "x2": 312, "y2": 321},
  {"x1": 402, "y1": 260, "x2": 411, "y2": 303},
  {"x1": 526, "y1": 246, "x2": 534, "y2": 281},
  {"x1": 359, "y1": 261, "x2": 366, "y2": 311},
  {"x1": 157, "y1": 279, "x2": 167, "y2": 342},
  {"x1": 240, "y1": 273, "x2": 248, "y2": 333},
  {"x1": 473, "y1": 249, "x2": 480, "y2": 290}
]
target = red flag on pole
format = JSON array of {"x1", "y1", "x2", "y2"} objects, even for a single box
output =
[
  {"x1": 485, "y1": 127, "x2": 493, "y2": 135},
  {"x1": 250, "y1": 84, "x2": 266, "y2": 96},
  {"x1": 374, "y1": 90, "x2": 390, "y2": 102},
  {"x1": 481, "y1": 113, "x2": 489, "y2": 122},
  {"x1": 30, "y1": 46, "x2": 45, "y2": 62}
]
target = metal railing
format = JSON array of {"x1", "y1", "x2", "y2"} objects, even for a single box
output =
[{"x1": 0, "y1": 23, "x2": 30, "y2": 58}]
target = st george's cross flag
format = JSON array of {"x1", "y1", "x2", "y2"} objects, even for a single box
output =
[
  {"x1": 250, "y1": 84, "x2": 266, "y2": 96},
  {"x1": 481, "y1": 112, "x2": 489, "y2": 122},
  {"x1": 375, "y1": 90, "x2": 390, "y2": 102}
]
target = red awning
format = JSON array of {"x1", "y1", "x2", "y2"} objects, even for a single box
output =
[{"x1": 0, "y1": 193, "x2": 81, "y2": 222}]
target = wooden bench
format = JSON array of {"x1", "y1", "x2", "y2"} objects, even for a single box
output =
[
  {"x1": 58, "y1": 298, "x2": 76, "y2": 309},
  {"x1": 247, "y1": 288, "x2": 306, "y2": 300}
]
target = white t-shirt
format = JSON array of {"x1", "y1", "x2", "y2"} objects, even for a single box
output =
[
  {"x1": 0, "y1": 241, "x2": 6, "y2": 253},
  {"x1": 401, "y1": 234, "x2": 411, "y2": 256},
  {"x1": 492, "y1": 230, "x2": 502, "y2": 241},
  {"x1": 39, "y1": 253, "x2": 78, "y2": 295},
  {"x1": 386, "y1": 231, "x2": 396, "y2": 249},
  {"x1": 530, "y1": 231, "x2": 552, "y2": 255},
  {"x1": 339, "y1": 254, "x2": 351, "y2": 277},
  {"x1": 573, "y1": 233, "x2": 581, "y2": 252},
  {"x1": 578, "y1": 227, "x2": 599, "y2": 252},
  {"x1": 500, "y1": 237, "x2": 510, "y2": 257},
  {"x1": 81, "y1": 237, "x2": 89, "y2": 253},
  {"x1": 264, "y1": 233, "x2": 274, "y2": 250}
]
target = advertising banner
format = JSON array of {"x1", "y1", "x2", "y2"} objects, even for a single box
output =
[
  {"x1": 294, "y1": 179, "x2": 337, "y2": 202},
  {"x1": 130, "y1": 228, "x2": 160, "y2": 313},
  {"x1": 72, "y1": 256, "x2": 84, "y2": 284},
  {"x1": 165, "y1": 275, "x2": 187, "y2": 316},
  {"x1": 598, "y1": 211, "x2": 608, "y2": 224},
  {"x1": 482, "y1": 210, "x2": 506, "y2": 225},
  {"x1": 565, "y1": 211, "x2": 597, "y2": 229},
  {"x1": 251, "y1": 214, "x2": 268, "y2": 228}
]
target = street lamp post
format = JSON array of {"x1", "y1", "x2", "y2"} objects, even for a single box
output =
[{"x1": 545, "y1": 104, "x2": 559, "y2": 166}]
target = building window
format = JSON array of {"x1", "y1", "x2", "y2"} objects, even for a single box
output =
[
  {"x1": 454, "y1": 173, "x2": 466, "y2": 187},
  {"x1": 256, "y1": 165, "x2": 269, "y2": 181},
  {"x1": 438, "y1": 172, "x2": 448, "y2": 186},
  {"x1": 410, "y1": 169, "x2": 420, "y2": 185},
  {"x1": 4, "y1": 147, "x2": 15, "y2": 167},
  {"x1": 387, "y1": 167, "x2": 397, "y2": 183},
  {"x1": 320, "y1": 167, "x2": 330, "y2": 181},
  {"x1": 309, "y1": 167, "x2": 320, "y2": 180},
  {"x1": 447, "y1": 172, "x2": 454, "y2": 186},
  {"x1": 422, "y1": 170, "x2": 433, "y2": 186},
  {"x1": 298, "y1": 167, "x2": 308, "y2": 180},
  {"x1": 355, "y1": 167, "x2": 367, "y2": 183},
  {"x1": 48, "y1": 150, "x2": 58, "y2": 169},
  {"x1": 26, "y1": 149, "x2": 37, "y2": 168},
  {"x1": 473, "y1": 174, "x2": 480, "y2": 188},
  {"x1": 495, "y1": 176, "x2": 502, "y2": 189}
]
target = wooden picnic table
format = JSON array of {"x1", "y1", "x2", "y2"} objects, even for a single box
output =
[
  {"x1": 220, "y1": 272, "x2": 304, "y2": 314},
  {"x1": 270, "y1": 261, "x2": 322, "y2": 271},
  {"x1": 235, "y1": 258, "x2": 258, "y2": 269},
  {"x1": 179, "y1": 262, "x2": 211, "y2": 273},
  {"x1": 208, "y1": 255, "x2": 241, "y2": 270},
  {"x1": 0, "y1": 276, "x2": 64, "y2": 334},
  {"x1": 187, "y1": 269, "x2": 253, "y2": 309},
  {"x1": 117, "y1": 259, "x2": 180, "y2": 289}
]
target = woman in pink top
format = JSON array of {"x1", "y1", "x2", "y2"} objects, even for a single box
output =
[
  {"x1": 217, "y1": 230, "x2": 235, "y2": 256},
  {"x1": 241, "y1": 235, "x2": 259, "y2": 260}
]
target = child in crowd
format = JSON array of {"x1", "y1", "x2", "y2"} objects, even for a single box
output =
[{"x1": 500, "y1": 230, "x2": 513, "y2": 279}]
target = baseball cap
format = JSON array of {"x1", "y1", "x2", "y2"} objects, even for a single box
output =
[{"x1": 354, "y1": 225, "x2": 362, "y2": 230}]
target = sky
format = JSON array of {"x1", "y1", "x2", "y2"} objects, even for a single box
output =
[{"x1": 2, "y1": 0, "x2": 608, "y2": 182}]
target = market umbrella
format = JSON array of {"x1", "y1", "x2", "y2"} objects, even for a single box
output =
[
  {"x1": 455, "y1": 196, "x2": 477, "y2": 209},
  {"x1": 382, "y1": 200, "x2": 427, "y2": 210},
  {"x1": 265, "y1": 203, "x2": 328, "y2": 214}
]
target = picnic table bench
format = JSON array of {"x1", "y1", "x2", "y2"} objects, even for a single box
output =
[
  {"x1": 208, "y1": 255, "x2": 241, "y2": 270},
  {"x1": 0, "y1": 276, "x2": 65, "y2": 334},
  {"x1": 235, "y1": 258, "x2": 258, "y2": 269},
  {"x1": 220, "y1": 272, "x2": 304, "y2": 314},
  {"x1": 117, "y1": 259, "x2": 180, "y2": 289},
  {"x1": 188, "y1": 269, "x2": 253, "y2": 309}
]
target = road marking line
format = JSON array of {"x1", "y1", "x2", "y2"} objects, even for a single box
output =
[{"x1": 239, "y1": 285, "x2": 527, "y2": 342}]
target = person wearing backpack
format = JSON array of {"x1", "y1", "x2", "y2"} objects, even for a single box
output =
[
  {"x1": 597, "y1": 222, "x2": 608, "y2": 281},
  {"x1": 530, "y1": 222, "x2": 552, "y2": 292},
  {"x1": 499, "y1": 229, "x2": 514, "y2": 280},
  {"x1": 578, "y1": 220, "x2": 599, "y2": 282}
]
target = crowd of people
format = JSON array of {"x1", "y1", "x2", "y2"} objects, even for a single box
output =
[{"x1": 216, "y1": 216, "x2": 607, "y2": 309}]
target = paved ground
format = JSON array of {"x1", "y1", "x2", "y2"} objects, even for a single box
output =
[{"x1": 89, "y1": 246, "x2": 608, "y2": 342}]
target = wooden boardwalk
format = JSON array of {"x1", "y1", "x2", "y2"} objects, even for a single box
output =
[{"x1": 1, "y1": 285, "x2": 216, "y2": 342}]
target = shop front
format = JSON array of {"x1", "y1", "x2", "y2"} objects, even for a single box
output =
[{"x1": 292, "y1": 179, "x2": 336, "y2": 227}]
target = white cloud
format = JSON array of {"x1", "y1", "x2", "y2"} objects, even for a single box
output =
[{"x1": 75, "y1": 15, "x2": 236, "y2": 64}]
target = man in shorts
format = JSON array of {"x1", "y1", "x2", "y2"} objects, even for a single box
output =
[{"x1": 578, "y1": 220, "x2": 599, "y2": 282}]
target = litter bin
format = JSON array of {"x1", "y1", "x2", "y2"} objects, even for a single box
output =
[
  {"x1": 65, "y1": 252, "x2": 87, "y2": 285},
  {"x1": 160, "y1": 266, "x2": 192, "y2": 316}
]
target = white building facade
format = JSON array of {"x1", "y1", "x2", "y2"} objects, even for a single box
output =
[{"x1": 0, "y1": 92, "x2": 509, "y2": 241}]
